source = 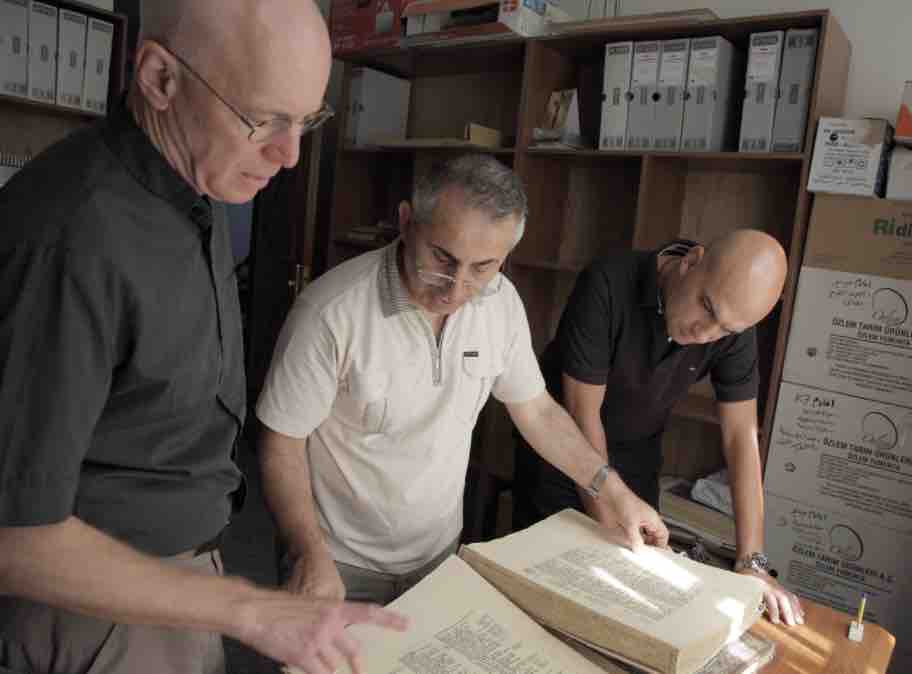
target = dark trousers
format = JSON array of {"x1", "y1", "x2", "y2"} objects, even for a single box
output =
[
  {"x1": 0, "y1": 551, "x2": 226, "y2": 674},
  {"x1": 513, "y1": 429, "x2": 663, "y2": 531}
]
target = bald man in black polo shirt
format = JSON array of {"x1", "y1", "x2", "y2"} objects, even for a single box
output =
[{"x1": 514, "y1": 230, "x2": 805, "y2": 628}]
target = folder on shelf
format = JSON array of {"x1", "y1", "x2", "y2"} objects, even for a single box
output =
[
  {"x1": 739, "y1": 30, "x2": 784, "y2": 152},
  {"x1": 626, "y1": 40, "x2": 660, "y2": 150},
  {"x1": 599, "y1": 41, "x2": 633, "y2": 150},
  {"x1": 55, "y1": 8, "x2": 87, "y2": 109},
  {"x1": 654, "y1": 38, "x2": 689, "y2": 151},
  {"x1": 344, "y1": 66, "x2": 411, "y2": 146},
  {"x1": 0, "y1": 0, "x2": 29, "y2": 99},
  {"x1": 82, "y1": 17, "x2": 113, "y2": 115},
  {"x1": 28, "y1": 1, "x2": 58, "y2": 104},
  {"x1": 771, "y1": 28, "x2": 818, "y2": 153},
  {"x1": 681, "y1": 35, "x2": 738, "y2": 152}
]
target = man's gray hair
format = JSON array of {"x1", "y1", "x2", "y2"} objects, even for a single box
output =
[{"x1": 412, "y1": 154, "x2": 528, "y2": 246}]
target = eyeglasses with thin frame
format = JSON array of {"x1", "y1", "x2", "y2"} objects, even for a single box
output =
[
  {"x1": 161, "y1": 44, "x2": 334, "y2": 143},
  {"x1": 415, "y1": 243, "x2": 502, "y2": 298}
]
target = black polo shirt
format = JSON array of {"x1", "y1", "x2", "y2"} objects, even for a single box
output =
[
  {"x1": 0, "y1": 104, "x2": 246, "y2": 556},
  {"x1": 541, "y1": 247, "x2": 758, "y2": 454}
]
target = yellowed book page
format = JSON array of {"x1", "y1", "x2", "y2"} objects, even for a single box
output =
[
  {"x1": 463, "y1": 510, "x2": 764, "y2": 660},
  {"x1": 285, "y1": 555, "x2": 612, "y2": 674}
]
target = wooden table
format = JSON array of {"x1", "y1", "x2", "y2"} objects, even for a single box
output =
[{"x1": 750, "y1": 598, "x2": 895, "y2": 674}]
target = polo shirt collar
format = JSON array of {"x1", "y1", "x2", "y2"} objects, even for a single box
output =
[
  {"x1": 103, "y1": 100, "x2": 212, "y2": 232},
  {"x1": 379, "y1": 240, "x2": 416, "y2": 318}
]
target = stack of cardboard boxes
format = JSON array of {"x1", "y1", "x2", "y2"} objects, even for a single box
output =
[{"x1": 764, "y1": 90, "x2": 912, "y2": 673}]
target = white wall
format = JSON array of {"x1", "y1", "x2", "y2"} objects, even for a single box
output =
[{"x1": 619, "y1": 0, "x2": 912, "y2": 121}]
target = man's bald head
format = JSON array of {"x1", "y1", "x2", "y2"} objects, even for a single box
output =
[
  {"x1": 703, "y1": 229, "x2": 788, "y2": 326},
  {"x1": 130, "y1": 0, "x2": 331, "y2": 203},
  {"x1": 661, "y1": 229, "x2": 787, "y2": 345}
]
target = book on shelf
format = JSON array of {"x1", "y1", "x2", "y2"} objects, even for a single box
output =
[
  {"x1": 660, "y1": 478, "x2": 736, "y2": 555},
  {"x1": 286, "y1": 510, "x2": 768, "y2": 674}
]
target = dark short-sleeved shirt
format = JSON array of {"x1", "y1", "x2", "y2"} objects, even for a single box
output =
[
  {"x1": 0, "y1": 105, "x2": 246, "y2": 556},
  {"x1": 540, "y1": 247, "x2": 758, "y2": 450}
]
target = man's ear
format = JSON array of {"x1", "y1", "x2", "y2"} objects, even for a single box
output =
[
  {"x1": 398, "y1": 200, "x2": 413, "y2": 233},
  {"x1": 679, "y1": 244, "x2": 705, "y2": 276},
  {"x1": 133, "y1": 41, "x2": 180, "y2": 112}
]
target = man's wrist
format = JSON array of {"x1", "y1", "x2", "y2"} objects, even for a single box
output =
[
  {"x1": 583, "y1": 462, "x2": 614, "y2": 499},
  {"x1": 734, "y1": 551, "x2": 770, "y2": 574}
]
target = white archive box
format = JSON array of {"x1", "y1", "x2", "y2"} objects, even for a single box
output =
[
  {"x1": 681, "y1": 35, "x2": 739, "y2": 152},
  {"x1": 653, "y1": 38, "x2": 689, "y2": 151},
  {"x1": 27, "y1": 1, "x2": 57, "y2": 104},
  {"x1": 739, "y1": 30, "x2": 784, "y2": 152},
  {"x1": 625, "y1": 40, "x2": 659, "y2": 150},
  {"x1": 807, "y1": 117, "x2": 893, "y2": 197},
  {"x1": 56, "y1": 8, "x2": 87, "y2": 109},
  {"x1": 766, "y1": 381, "x2": 912, "y2": 535},
  {"x1": 598, "y1": 41, "x2": 633, "y2": 151},
  {"x1": 82, "y1": 17, "x2": 113, "y2": 115},
  {"x1": 344, "y1": 67, "x2": 411, "y2": 146},
  {"x1": 771, "y1": 28, "x2": 818, "y2": 153},
  {"x1": 763, "y1": 493, "x2": 912, "y2": 673},
  {"x1": 0, "y1": 0, "x2": 29, "y2": 99}
]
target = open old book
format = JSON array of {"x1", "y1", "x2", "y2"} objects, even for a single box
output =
[{"x1": 286, "y1": 509, "x2": 770, "y2": 674}]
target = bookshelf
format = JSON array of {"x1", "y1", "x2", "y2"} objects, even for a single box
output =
[
  {"x1": 0, "y1": 0, "x2": 128, "y2": 159},
  {"x1": 317, "y1": 10, "x2": 851, "y2": 539}
]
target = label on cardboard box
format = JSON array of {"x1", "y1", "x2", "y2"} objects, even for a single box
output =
[
  {"x1": 764, "y1": 492, "x2": 910, "y2": 670},
  {"x1": 808, "y1": 118, "x2": 893, "y2": 197},
  {"x1": 767, "y1": 382, "x2": 912, "y2": 534},
  {"x1": 783, "y1": 266, "x2": 912, "y2": 409}
]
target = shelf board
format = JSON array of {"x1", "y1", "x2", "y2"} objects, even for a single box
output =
[
  {"x1": 508, "y1": 257, "x2": 584, "y2": 273},
  {"x1": 672, "y1": 394, "x2": 719, "y2": 425},
  {"x1": 344, "y1": 143, "x2": 515, "y2": 155},
  {"x1": 333, "y1": 236, "x2": 386, "y2": 250},
  {"x1": 0, "y1": 91, "x2": 103, "y2": 121},
  {"x1": 525, "y1": 147, "x2": 804, "y2": 163}
]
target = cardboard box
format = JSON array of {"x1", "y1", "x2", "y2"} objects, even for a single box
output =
[
  {"x1": 896, "y1": 81, "x2": 912, "y2": 147},
  {"x1": 763, "y1": 492, "x2": 911, "y2": 673},
  {"x1": 0, "y1": 0, "x2": 29, "y2": 99},
  {"x1": 807, "y1": 118, "x2": 894, "y2": 197},
  {"x1": 344, "y1": 67, "x2": 410, "y2": 146},
  {"x1": 329, "y1": 0, "x2": 406, "y2": 55},
  {"x1": 887, "y1": 147, "x2": 912, "y2": 200},
  {"x1": 56, "y1": 9, "x2": 87, "y2": 109},
  {"x1": 82, "y1": 17, "x2": 113, "y2": 115},
  {"x1": 781, "y1": 196, "x2": 912, "y2": 408},
  {"x1": 400, "y1": 0, "x2": 547, "y2": 45},
  {"x1": 766, "y1": 382, "x2": 912, "y2": 535},
  {"x1": 27, "y1": 1, "x2": 58, "y2": 104}
]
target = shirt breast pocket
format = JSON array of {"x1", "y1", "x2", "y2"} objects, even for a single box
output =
[
  {"x1": 455, "y1": 354, "x2": 504, "y2": 425},
  {"x1": 337, "y1": 369, "x2": 391, "y2": 434}
]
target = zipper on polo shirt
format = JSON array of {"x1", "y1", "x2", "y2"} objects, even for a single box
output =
[{"x1": 415, "y1": 313, "x2": 450, "y2": 386}]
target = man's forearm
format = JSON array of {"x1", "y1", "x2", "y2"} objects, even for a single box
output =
[
  {"x1": 259, "y1": 431, "x2": 330, "y2": 560},
  {"x1": 724, "y1": 436, "x2": 765, "y2": 557},
  {"x1": 0, "y1": 517, "x2": 266, "y2": 638}
]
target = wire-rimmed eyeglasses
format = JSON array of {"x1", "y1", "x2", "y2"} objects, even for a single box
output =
[
  {"x1": 416, "y1": 267, "x2": 502, "y2": 298},
  {"x1": 161, "y1": 44, "x2": 334, "y2": 143}
]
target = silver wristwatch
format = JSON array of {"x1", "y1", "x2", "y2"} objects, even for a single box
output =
[
  {"x1": 584, "y1": 463, "x2": 613, "y2": 499},
  {"x1": 734, "y1": 552, "x2": 770, "y2": 574}
]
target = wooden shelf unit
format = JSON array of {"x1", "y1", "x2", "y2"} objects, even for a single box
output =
[
  {"x1": 0, "y1": 1, "x2": 129, "y2": 159},
  {"x1": 319, "y1": 10, "x2": 851, "y2": 534}
]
